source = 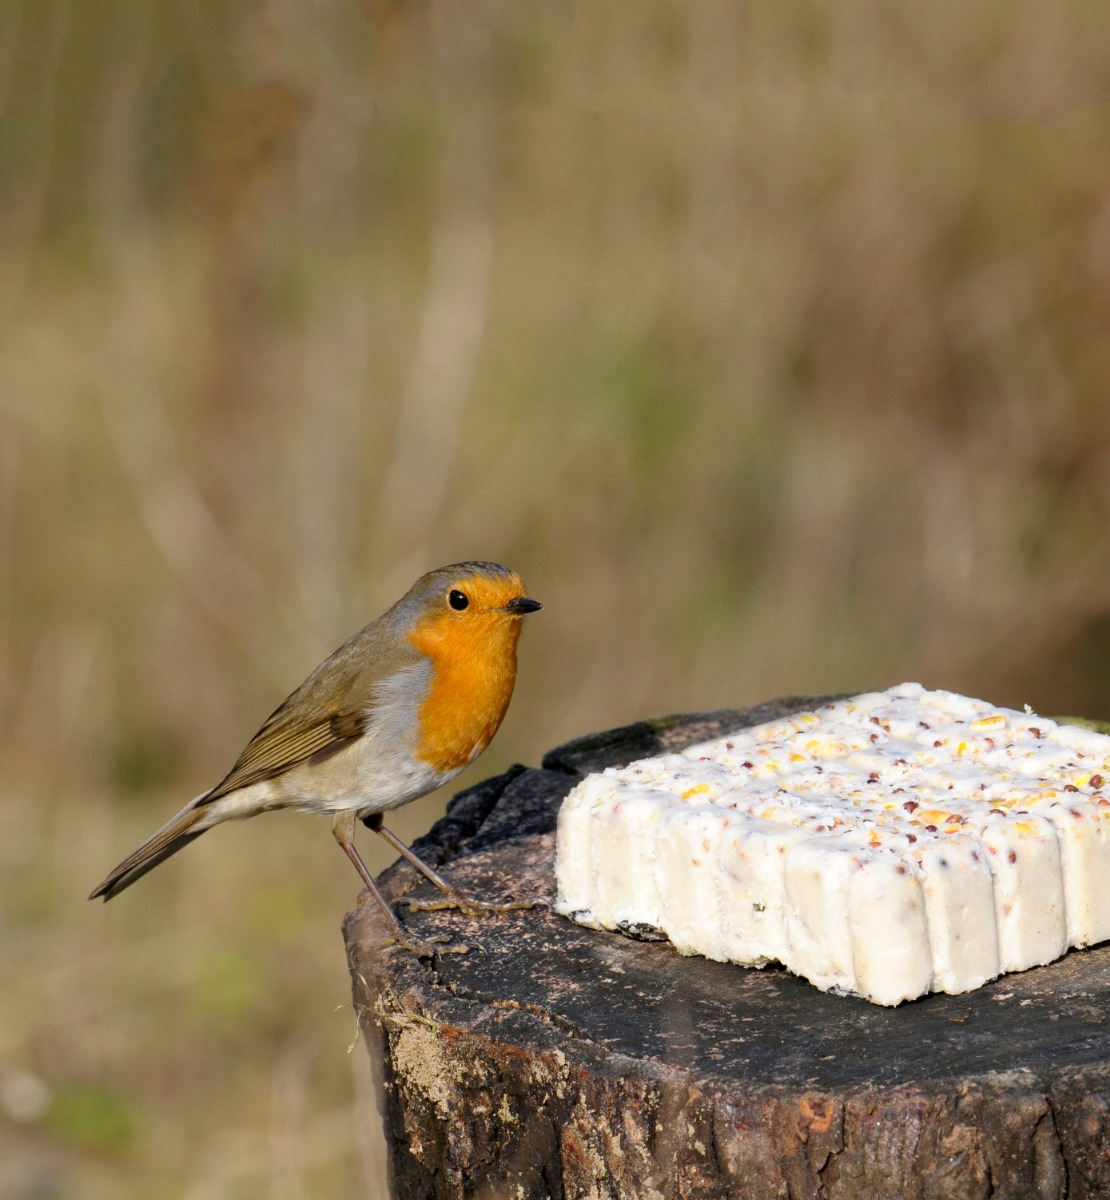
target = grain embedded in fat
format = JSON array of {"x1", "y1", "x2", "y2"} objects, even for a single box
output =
[{"x1": 554, "y1": 683, "x2": 1110, "y2": 1005}]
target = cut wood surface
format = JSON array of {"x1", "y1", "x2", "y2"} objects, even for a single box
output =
[{"x1": 344, "y1": 700, "x2": 1110, "y2": 1200}]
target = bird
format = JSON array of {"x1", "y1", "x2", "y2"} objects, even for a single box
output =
[{"x1": 89, "y1": 561, "x2": 543, "y2": 955}]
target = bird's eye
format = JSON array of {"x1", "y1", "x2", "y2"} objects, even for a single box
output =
[{"x1": 448, "y1": 589, "x2": 469, "y2": 611}]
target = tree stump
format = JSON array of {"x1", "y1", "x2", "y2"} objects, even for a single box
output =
[{"x1": 343, "y1": 701, "x2": 1110, "y2": 1200}]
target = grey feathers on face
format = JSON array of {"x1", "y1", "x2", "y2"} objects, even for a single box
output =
[
  {"x1": 392, "y1": 562, "x2": 516, "y2": 614},
  {"x1": 412, "y1": 561, "x2": 515, "y2": 593}
]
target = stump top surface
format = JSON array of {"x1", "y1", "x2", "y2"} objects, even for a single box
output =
[{"x1": 346, "y1": 701, "x2": 1110, "y2": 1098}]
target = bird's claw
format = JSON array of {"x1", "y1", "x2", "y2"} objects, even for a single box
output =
[
  {"x1": 400, "y1": 893, "x2": 542, "y2": 917},
  {"x1": 378, "y1": 931, "x2": 470, "y2": 957},
  {"x1": 433, "y1": 940, "x2": 470, "y2": 955}
]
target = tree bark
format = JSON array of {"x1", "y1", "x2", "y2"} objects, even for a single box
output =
[{"x1": 343, "y1": 700, "x2": 1110, "y2": 1199}]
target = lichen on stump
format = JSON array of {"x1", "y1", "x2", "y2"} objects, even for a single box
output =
[{"x1": 344, "y1": 701, "x2": 1110, "y2": 1200}]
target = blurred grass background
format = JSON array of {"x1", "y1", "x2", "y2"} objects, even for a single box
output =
[{"x1": 3, "y1": 0, "x2": 1110, "y2": 1195}]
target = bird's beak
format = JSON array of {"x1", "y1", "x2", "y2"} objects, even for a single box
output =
[{"x1": 503, "y1": 596, "x2": 543, "y2": 615}]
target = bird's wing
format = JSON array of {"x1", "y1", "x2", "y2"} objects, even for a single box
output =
[
  {"x1": 199, "y1": 616, "x2": 418, "y2": 805},
  {"x1": 202, "y1": 704, "x2": 368, "y2": 803}
]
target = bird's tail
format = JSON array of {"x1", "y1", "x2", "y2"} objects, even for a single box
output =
[{"x1": 89, "y1": 792, "x2": 213, "y2": 901}]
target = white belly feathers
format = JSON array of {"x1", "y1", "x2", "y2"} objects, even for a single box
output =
[{"x1": 201, "y1": 658, "x2": 463, "y2": 825}]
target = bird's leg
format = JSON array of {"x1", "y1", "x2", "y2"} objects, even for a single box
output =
[
  {"x1": 331, "y1": 811, "x2": 467, "y2": 956},
  {"x1": 363, "y1": 813, "x2": 541, "y2": 917}
]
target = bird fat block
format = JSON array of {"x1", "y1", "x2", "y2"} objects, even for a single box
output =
[{"x1": 554, "y1": 683, "x2": 1110, "y2": 1005}]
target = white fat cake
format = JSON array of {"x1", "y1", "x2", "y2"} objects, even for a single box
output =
[{"x1": 554, "y1": 683, "x2": 1110, "y2": 1005}]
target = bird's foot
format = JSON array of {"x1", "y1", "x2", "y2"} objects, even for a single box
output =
[
  {"x1": 378, "y1": 930, "x2": 470, "y2": 957},
  {"x1": 399, "y1": 892, "x2": 542, "y2": 917}
]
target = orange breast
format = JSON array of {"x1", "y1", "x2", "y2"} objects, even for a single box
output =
[{"x1": 407, "y1": 611, "x2": 522, "y2": 774}]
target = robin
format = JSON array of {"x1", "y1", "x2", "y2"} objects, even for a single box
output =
[{"x1": 90, "y1": 561, "x2": 543, "y2": 955}]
